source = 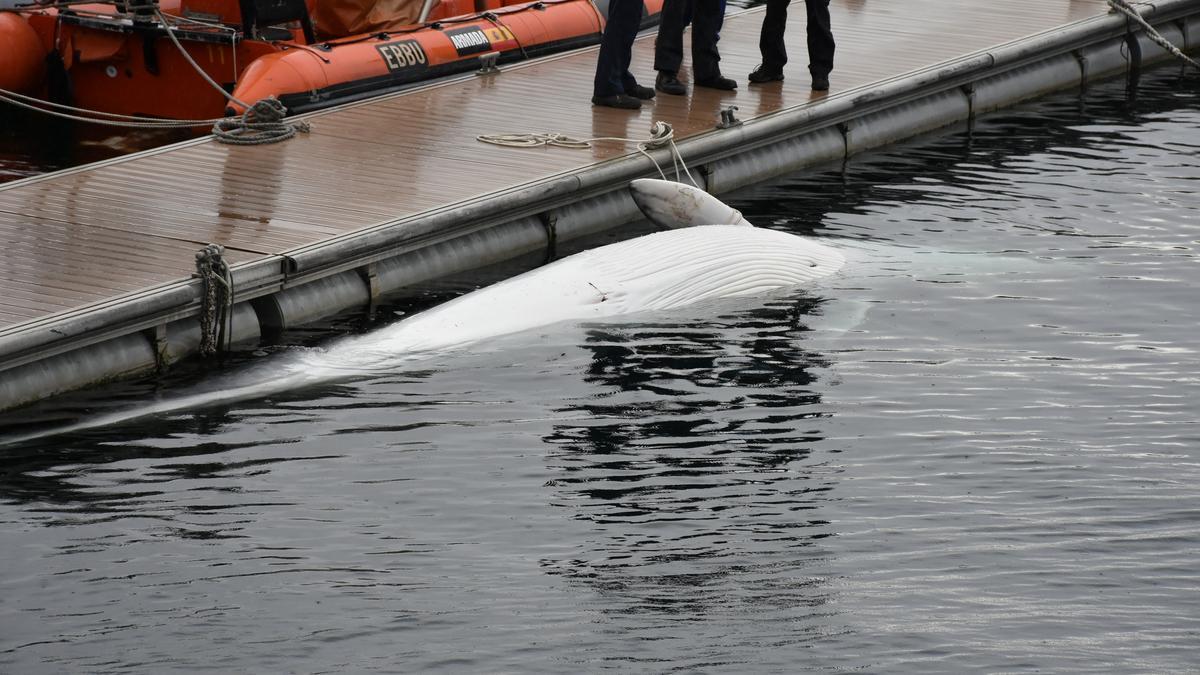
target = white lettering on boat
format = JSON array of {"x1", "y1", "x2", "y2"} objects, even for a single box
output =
[
  {"x1": 445, "y1": 27, "x2": 492, "y2": 56},
  {"x1": 376, "y1": 40, "x2": 428, "y2": 72}
]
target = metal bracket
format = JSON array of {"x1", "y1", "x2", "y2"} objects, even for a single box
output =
[
  {"x1": 359, "y1": 261, "x2": 381, "y2": 318},
  {"x1": 1123, "y1": 29, "x2": 1142, "y2": 92},
  {"x1": 837, "y1": 121, "x2": 852, "y2": 159},
  {"x1": 716, "y1": 105, "x2": 741, "y2": 129},
  {"x1": 145, "y1": 323, "x2": 169, "y2": 372},
  {"x1": 1072, "y1": 49, "x2": 1090, "y2": 91},
  {"x1": 538, "y1": 211, "x2": 558, "y2": 264},
  {"x1": 961, "y1": 82, "x2": 977, "y2": 129},
  {"x1": 127, "y1": 0, "x2": 158, "y2": 24},
  {"x1": 477, "y1": 51, "x2": 500, "y2": 75}
]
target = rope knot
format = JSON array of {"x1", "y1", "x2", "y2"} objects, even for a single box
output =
[
  {"x1": 246, "y1": 97, "x2": 286, "y2": 124},
  {"x1": 640, "y1": 121, "x2": 675, "y2": 150},
  {"x1": 213, "y1": 96, "x2": 311, "y2": 145}
]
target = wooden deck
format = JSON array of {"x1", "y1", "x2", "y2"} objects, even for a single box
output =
[{"x1": 0, "y1": 0, "x2": 1114, "y2": 330}]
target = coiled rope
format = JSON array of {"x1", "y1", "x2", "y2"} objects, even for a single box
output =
[
  {"x1": 1107, "y1": 0, "x2": 1200, "y2": 70},
  {"x1": 477, "y1": 121, "x2": 699, "y2": 185},
  {"x1": 212, "y1": 98, "x2": 310, "y2": 144},
  {"x1": 194, "y1": 244, "x2": 235, "y2": 357}
]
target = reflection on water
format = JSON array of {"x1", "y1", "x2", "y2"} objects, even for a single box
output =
[
  {"x1": 2, "y1": 69, "x2": 1200, "y2": 672},
  {"x1": 541, "y1": 311, "x2": 840, "y2": 654},
  {"x1": 0, "y1": 107, "x2": 197, "y2": 184}
]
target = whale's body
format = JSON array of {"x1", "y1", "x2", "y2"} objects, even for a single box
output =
[
  {"x1": 1, "y1": 181, "x2": 844, "y2": 442},
  {"x1": 368, "y1": 224, "x2": 844, "y2": 354}
]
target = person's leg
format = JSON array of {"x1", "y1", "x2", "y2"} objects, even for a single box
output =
[
  {"x1": 619, "y1": 0, "x2": 657, "y2": 97},
  {"x1": 617, "y1": 0, "x2": 653, "y2": 97},
  {"x1": 653, "y1": 0, "x2": 688, "y2": 75},
  {"x1": 758, "y1": 0, "x2": 790, "y2": 71},
  {"x1": 689, "y1": 0, "x2": 724, "y2": 82},
  {"x1": 805, "y1": 0, "x2": 835, "y2": 80},
  {"x1": 594, "y1": 0, "x2": 645, "y2": 97}
]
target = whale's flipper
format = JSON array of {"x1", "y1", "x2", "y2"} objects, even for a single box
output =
[
  {"x1": 813, "y1": 298, "x2": 872, "y2": 336},
  {"x1": 630, "y1": 179, "x2": 752, "y2": 230}
]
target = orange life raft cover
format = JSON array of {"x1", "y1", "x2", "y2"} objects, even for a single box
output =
[{"x1": 314, "y1": 0, "x2": 427, "y2": 38}]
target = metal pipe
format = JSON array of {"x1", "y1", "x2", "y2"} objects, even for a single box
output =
[{"x1": 417, "y1": 0, "x2": 438, "y2": 24}]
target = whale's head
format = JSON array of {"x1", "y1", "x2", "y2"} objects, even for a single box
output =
[{"x1": 630, "y1": 179, "x2": 753, "y2": 230}]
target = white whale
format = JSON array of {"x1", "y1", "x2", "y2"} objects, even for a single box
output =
[
  {"x1": 365, "y1": 223, "x2": 844, "y2": 354},
  {"x1": 0, "y1": 180, "x2": 843, "y2": 442},
  {"x1": 324, "y1": 179, "x2": 841, "y2": 355}
]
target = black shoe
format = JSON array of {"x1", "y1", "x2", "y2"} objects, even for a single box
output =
[
  {"x1": 592, "y1": 93, "x2": 642, "y2": 109},
  {"x1": 748, "y1": 64, "x2": 785, "y2": 84},
  {"x1": 811, "y1": 75, "x2": 830, "y2": 91},
  {"x1": 695, "y1": 75, "x2": 737, "y2": 91},
  {"x1": 655, "y1": 71, "x2": 687, "y2": 96},
  {"x1": 626, "y1": 83, "x2": 656, "y2": 100}
]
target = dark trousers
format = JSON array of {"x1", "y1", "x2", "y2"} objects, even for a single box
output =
[
  {"x1": 654, "y1": 0, "x2": 725, "y2": 81},
  {"x1": 758, "y1": 0, "x2": 834, "y2": 77},
  {"x1": 594, "y1": 0, "x2": 646, "y2": 97}
]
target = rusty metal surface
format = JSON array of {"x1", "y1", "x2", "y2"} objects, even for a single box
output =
[{"x1": 0, "y1": 0, "x2": 1110, "y2": 330}]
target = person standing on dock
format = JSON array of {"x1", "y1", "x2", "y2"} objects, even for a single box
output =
[
  {"x1": 593, "y1": 0, "x2": 658, "y2": 109},
  {"x1": 653, "y1": 0, "x2": 737, "y2": 95},
  {"x1": 748, "y1": 0, "x2": 835, "y2": 91}
]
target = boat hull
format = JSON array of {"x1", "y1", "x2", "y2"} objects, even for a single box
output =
[
  {"x1": 230, "y1": 0, "x2": 609, "y2": 114},
  {"x1": 0, "y1": 13, "x2": 47, "y2": 94}
]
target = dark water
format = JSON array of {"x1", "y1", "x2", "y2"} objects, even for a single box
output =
[
  {"x1": 0, "y1": 106, "x2": 196, "y2": 184},
  {"x1": 2, "y1": 69, "x2": 1199, "y2": 672}
]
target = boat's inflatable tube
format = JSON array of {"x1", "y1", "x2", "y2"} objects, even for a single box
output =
[
  {"x1": 229, "y1": 0, "x2": 605, "y2": 112},
  {"x1": 0, "y1": 13, "x2": 47, "y2": 94}
]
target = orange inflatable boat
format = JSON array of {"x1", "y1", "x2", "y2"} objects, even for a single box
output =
[{"x1": 0, "y1": 0, "x2": 663, "y2": 120}]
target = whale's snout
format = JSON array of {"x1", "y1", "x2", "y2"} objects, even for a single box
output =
[{"x1": 630, "y1": 179, "x2": 752, "y2": 230}]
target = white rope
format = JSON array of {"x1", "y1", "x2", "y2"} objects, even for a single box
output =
[
  {"x1": 478, "y1": 121, "x2": 699, "y2": 186},
  {"x1": 1108, "y1": 0, "x2": 1200, "y2": 70}
]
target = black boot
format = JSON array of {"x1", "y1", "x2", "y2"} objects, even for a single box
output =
[
  {"x1": 592, "y1": 94, "x2": 643, "y2": 109},
  {"x1": 695, "y1": 74, "x2": 737, "y2": 91},
  {"x1": 655, "y1": 71, "x2": 687, "y2": 95},
  {"x1": 625, "y1": 83, "x2": 656, "y2": 100},
  {"x1": 748, "y1": 64, "x2": 785, "y2": 83}
]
